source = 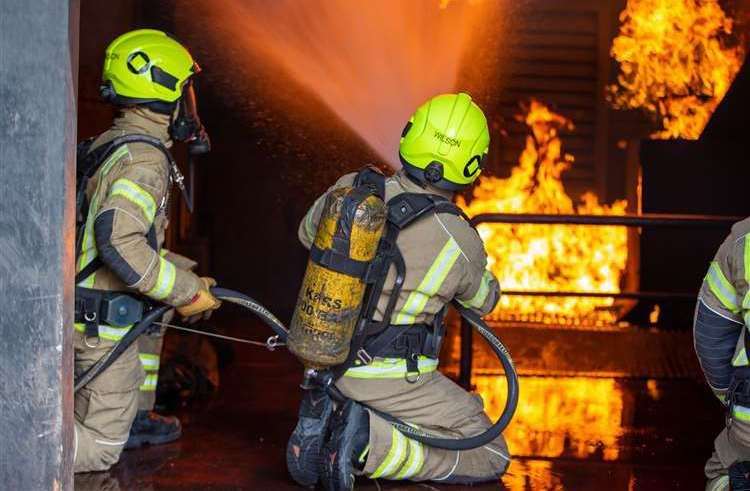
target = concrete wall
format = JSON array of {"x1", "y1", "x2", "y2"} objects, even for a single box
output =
[{"x1": 0, "y1": 0, "x2": 78, "y2": 488}]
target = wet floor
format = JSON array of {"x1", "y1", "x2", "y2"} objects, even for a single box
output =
[{"x1": 75, "y1": 317, "x2": 723, "y2": 490}]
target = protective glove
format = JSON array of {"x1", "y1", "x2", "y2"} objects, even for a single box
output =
[{"x1": 177, "y1": 277, "x2": 221, "y2": 324}]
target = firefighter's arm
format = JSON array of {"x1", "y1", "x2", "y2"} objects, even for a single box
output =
[
  {"x1": 93, "y1": 148, "x2": 202, "y2": 307},
  {"x1": 695, "y1": 238, "x2": 745, "y2": 404},
  {"x1": 298, "y1": 172, "x2": 358, "y2": 249},
  {"x1": 455, "y1": 246, "x2": 500, "y2": 316}
]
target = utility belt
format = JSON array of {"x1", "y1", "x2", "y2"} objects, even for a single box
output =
[
  {"x1": 356, "y1": 322, "x2": 443, "y2": 379},
  {"x1": 74, "y1": 286, "x2": 150, "y2": 339}
]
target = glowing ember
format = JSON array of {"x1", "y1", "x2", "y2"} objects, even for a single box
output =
[
  {"x1": 608, "y1": 0, "x2": 744, "y2": 139},
  {"x1": 458, "y1": 100, "x2": 628, "y2": 325}
]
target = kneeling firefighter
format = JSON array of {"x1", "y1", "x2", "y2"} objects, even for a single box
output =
[
  {"x1": 286, "y1": 93, "x2": 509, "y2": 489},
  {"x1": 695, "y1": 217, "x2": 750, "y2": 491},
  {"x1": 73, "y1": 29, "x2": 220, "y2": 472}
]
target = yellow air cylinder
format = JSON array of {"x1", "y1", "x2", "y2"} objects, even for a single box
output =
[{"x1": 288, "y1": 186, "x2": 386, "y2": 369}]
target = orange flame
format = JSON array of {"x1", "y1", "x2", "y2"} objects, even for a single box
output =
[
  {"x1": 476, "y1": 376, "x2": 625, "y2": 461},
  {"x1": 458, "y1": 100, "x2": 628, "y2": 325},
  {"x1": 608, "y1": 0, "x2": 744, "y2": 139}
]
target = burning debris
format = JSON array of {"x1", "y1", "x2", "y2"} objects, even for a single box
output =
[
  {"x1": 608, "y1": 0, "x2": 744, "y2": 139},
  {"x1": 458, "y1": 100, "x2": 628, "y2": 326}
]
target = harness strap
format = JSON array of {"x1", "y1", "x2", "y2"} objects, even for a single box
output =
[
  {"x1": 75, "y1": 257, "x2": 103, "y2": 285},
  {"x1": 310, "y1": 245, "x2": 369, "y2": 279}
]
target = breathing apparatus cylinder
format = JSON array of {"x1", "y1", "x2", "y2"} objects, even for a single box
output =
[{"x1": 289, "y1": 186, "x2": 386, "y2": 369}]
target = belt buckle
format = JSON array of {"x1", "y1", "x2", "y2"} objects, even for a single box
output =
[{"x1": 357, "y1": 348, "x2": 373, "y2": 365}]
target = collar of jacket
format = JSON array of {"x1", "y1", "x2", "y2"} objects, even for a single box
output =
[
  {"x1": 393, "y1": 169, "x2": 454, "y2": 200},
  {"x1": 112, "y1": 107, "x2": 172, "y2": 147}
]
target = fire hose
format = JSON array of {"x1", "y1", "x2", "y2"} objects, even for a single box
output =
[{"x1": 74, "y1": 287, "x2": 519, "y2": 451}]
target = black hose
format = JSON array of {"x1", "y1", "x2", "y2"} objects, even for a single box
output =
[
  {"x1": 73, "y1": 288, "x2": 519, "y2": 452},
  {"x1": 74, "y1": 288, "x2": 286, "y2": 393},
  {"x1": 217, "y1": 287, "x2": 519, "y2": 450},
  {"x1": 74, "y1": 305, "x2": 171, "y2": 392},
  {"x1": 211, "y1": 287, "x2": 289, "y2": 341}
]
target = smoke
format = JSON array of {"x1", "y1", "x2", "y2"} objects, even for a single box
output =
[{"x1": 176, "y1": 0, "x2": 492, "y2": 168}]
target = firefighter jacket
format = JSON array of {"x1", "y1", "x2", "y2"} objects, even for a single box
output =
[{"x1": 75, "y1": 107, "x2": 202, "y2": 340}]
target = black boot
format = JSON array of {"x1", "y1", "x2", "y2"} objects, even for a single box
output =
[
  {"x1": 320, "y1": 400, "x2": 370, "y2": 491},
  {"x1": 125, "y1": 410, "x2": 182, "y2": 449},
  {"x1": 730, "y1": 461, "x2": 750, "y2": 491},
  {"x1": 286, "y1": 388, "x2": 334, "y2": 486}
]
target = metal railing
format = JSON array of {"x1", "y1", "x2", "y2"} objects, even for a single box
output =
[{"x1": 457, "y1": 212, "x2": 744, "y2": 389}]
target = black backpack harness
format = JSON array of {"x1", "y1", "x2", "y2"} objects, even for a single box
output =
[{"x1": 329, "y1": 167, "x2": 474, "y2": 382}]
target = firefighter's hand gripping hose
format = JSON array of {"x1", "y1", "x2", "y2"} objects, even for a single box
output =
[{"x1": 73, "y1": 288, "x2": 519, "y2": 452}]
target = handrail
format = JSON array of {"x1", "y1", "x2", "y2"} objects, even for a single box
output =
[
  {"x1": 469, "y1": 212, "x2": 743, "y2": 228},
  {"x1": 457, "y1": 211, "x2": 742, "y2": 389}
]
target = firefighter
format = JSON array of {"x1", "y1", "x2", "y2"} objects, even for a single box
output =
[
  {"x1": 695, "y1": 217, "x2": 750, "y2": 490},
  {"x1": 287, "y1": 93, "x2": 510, "y2": 489},
  {"x1": 73, "y1": 29, "x2": 220, "y2": 472}
]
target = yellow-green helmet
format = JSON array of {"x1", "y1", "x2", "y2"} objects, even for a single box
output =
[
  {"x1": 399, "y1": 93, "x2": 490, "y2": 190},
  {"x1": 100, "y1": 29, "x2": 198, "y2": 112}
]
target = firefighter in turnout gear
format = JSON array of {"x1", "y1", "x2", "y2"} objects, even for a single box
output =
[
  {"x1": 73, "y1": 29, "x2": 219, "y2": 472},
  {"x1": 286, "y1": 93, "x2": 509, "y2": 489},
  {"x1": 695, "y1": 217, "x2": 750, "y2": 491}
]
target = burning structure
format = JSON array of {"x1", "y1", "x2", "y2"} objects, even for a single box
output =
[
  {"x1": 608, "y1": 0, "x2": 744, "y2": 139},
  {"x1": 459, "y1": 101, "x2": 628, "y2": 326}
]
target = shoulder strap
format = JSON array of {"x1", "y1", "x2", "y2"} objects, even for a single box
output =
[
  {"x1": 75, "y1": 134, "x2": 176, "y2": 285},
  {"x1": 387, "y1": 192, "x2": 469, "y2": 229}
]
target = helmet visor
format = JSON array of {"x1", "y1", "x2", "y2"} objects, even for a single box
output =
[{"x1": 181, "y1": 81, "x2": 202, "y2": 131}]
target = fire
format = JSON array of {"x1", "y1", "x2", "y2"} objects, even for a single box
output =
[
  {"x1": 476, "y1": 375, "x2": 625, "y2": 462},
  {"x1": 458, "y1": 100, "x2": 628, "y2": 325},
  {"x1": 608, "y1": 0, "x2": 744, "y2": 139}
]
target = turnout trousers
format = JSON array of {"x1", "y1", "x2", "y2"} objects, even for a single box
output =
[
  {"x1": 336, "y1": 370, "x2": 510, "y2": 483},
  {"x1": 705, "y1": 365, "x2": 750, "y2": 490},
  {"x1": 73, "y1": 330, "x2": 144, "y2": 472}
]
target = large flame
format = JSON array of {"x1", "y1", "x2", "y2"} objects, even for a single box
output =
[
  {"x1": 608, "y1": 0, "x2": 744, "y2": 139},
  {"x1": 458, "y1": 100, "x2": 628, "y2": 326},
  {"x1": 476, "y1": 376, "x2": 625, "y2": 461}
]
